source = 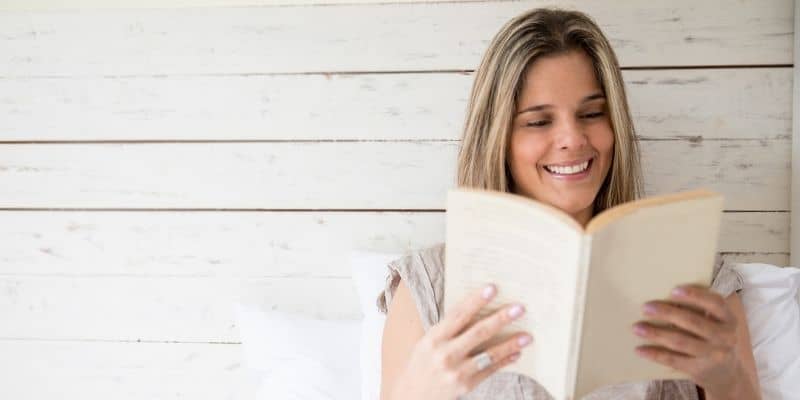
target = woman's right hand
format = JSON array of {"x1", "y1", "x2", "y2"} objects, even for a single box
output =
[{"x1": 387, "y1": 284, "x2": 533, "y2": 400}]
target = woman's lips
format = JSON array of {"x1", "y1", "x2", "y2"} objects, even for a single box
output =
[{"x1": 543, "y1": 158, "x2": 594, "y2": 180}]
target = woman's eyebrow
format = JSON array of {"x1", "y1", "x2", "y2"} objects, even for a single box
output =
[{"x1": 515, "y1": 92, "x2": 605, "y2": 115}]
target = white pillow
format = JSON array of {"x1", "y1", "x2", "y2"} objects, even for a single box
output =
[
  {"x1": 351, "y1": 251, "x2": 401, "y2": 400},
  {"x1": 732, "y1": 263, "x2": 800, "y2": 400},
  {"x1": 233, "y1": 303, "x2": 361, "y2": 400}
]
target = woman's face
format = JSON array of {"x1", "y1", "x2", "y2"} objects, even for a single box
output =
[{"x1": 507, "y1": 50, "x2": 614, "y2": 225}]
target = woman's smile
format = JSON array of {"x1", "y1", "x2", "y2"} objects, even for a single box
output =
[{"x1": 541, "y1": 156, "x2": 594, "y2": 180}]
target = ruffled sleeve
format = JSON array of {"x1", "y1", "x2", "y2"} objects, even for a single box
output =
[
  {"x1": 710, "y1": 254, "x2": 745, "y2": 298},
  {"x1": 375, "y1": 243, "x2": 446, "y2": 331}
]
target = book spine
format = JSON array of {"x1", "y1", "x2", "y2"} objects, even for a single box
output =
[{"x1": 565, "y1": 234, "x2": 592, "y2": 398}]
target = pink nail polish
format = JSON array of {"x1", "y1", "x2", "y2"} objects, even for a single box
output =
[
  {"x1": 507, "y1": 304, "x2": 524, "y2": 319},
  {"x1": 671, "y1": 287, "x2": 687, "y2": 297},
  {"x1": 482, "y1": 284, "x2": 496, "y2": 299}
]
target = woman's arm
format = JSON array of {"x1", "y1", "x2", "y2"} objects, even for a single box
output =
[
  {"x1": 380, "y1": 279, "x2": 425, "y2": 400},
  {"x1": 703, "y1": 291, "x2": 760, "y2": 400}
]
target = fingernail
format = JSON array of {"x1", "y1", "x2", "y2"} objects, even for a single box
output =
[
  {"x1": 643, "y1": 303, "x2": 657, "y2": 316},
  {"x1": 509, "y1": 352, "x2": 521, "y2": 362},
  {"x1": 517, "y1": 335, "x2": 532, "y2": 347},
  {"x1": 671, "y1": 287, "x2": 687, "y2": 297},
  {"x1": 482, "y1": 284, "x2": 496, "y2": 299},
  {"x1": 507, "y1": 304, "x2": 525, "y2": 319},
  {"x1": 633, "y1": 324, "x2": 648, "y2": 336}
]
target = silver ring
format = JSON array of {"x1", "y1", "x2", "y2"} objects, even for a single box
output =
[{"x1": 472, "y1": 351, "x2": 493, "y2": 371}]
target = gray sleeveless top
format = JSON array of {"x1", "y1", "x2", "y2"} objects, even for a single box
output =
[{"x1": 376, "y1": 242, "x2": 744, "y2": 400}]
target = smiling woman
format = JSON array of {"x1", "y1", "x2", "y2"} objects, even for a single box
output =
[
  {"x1": 379, "y1": 7, "x2": 760, "y2": 400},
  {"x1": 455, "y1": 10, "x2": 643, "y2": 228}
]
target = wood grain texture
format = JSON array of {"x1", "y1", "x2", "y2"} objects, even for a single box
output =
[
  {"x1": 0, "y1": 211, "x2": 788, "y2": 277},
  {"x1": 0, "y1": 248, "x2": 788, "y2": 342},
  {"x1": 0, "y1": 0, "x2": 792, "y2": 77},
  {"x1": 0, "y1": 140, "x2": 790, "y2": 210},
  {"x1": 791, "y1": 3, "x2": 799, "y2": 267},
  {"x1": 0, "y1": 0, "x2": 792, "y2": 397},
  {"x1": 0, "y1": 340, "x2": 259, "y2": 400},
  {"x1": 2, "y1": 0, "x2": 484, "y2": 11},
  {"x1": 0, "y1": 276, "x2": 358, "y2": 340},
  {"x1": 0, "y1": 68, "x2": 791, "y2": 141},
  {"x1": 716, "y1": 253, "x2": 789, "y2": 267}
]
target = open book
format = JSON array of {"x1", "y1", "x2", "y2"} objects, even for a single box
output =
[{"x1": 443, "y1": 188, "x2": 724, "y2": 400}]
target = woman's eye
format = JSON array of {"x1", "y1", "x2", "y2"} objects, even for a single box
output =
[
  {"x1": 526, "y1": 120, "x2": 550, "y2": 127},
  {"x1": 581, "y1": 111, "x2": 604, "y2": 119}
]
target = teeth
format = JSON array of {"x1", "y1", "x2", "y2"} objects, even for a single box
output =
[{"x1": 546, "y1": 160, "x2": 589, "y2": 175}]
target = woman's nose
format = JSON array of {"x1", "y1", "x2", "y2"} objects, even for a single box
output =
[{"x1": 554, "y1": 119, "x2": 589, "y2": 150}]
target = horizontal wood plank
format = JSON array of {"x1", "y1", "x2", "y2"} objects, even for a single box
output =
[
  {"x1": 719, "y1": 252, "x2": 789, "y2": 267},
  {"x1": 0, "y1": 276, "x2": 360, "y2": 341},
  {"x1": 0, "y1": 68, "x2": 791, "y2": 141},
  {"x1": 0, "y1": 211, "x2": 788, "y2": 277},
  {"x1": 0, "y1": 0, "x2": 792, "y2": 76},
  {"x1": 0, "y1": 250, "x2": 789, "y2": 341},
  {"x1": 0, "y1": 340, "x2": 258, "y2": 400},
  {"x1": 0, "y1": 141, "x2": 790, "y2": 210},
  {"x1": 2, "y1": 0, "x2": 483, "y2": 11}
]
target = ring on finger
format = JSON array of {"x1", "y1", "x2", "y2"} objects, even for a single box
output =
[{"x1": 471, "y1": 351, "x2": 493, "y2": 371}]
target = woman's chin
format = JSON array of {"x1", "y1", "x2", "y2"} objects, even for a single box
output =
[
  {"x1": 546, "y1": 198, "x2": 594, "y2": 218},
  {"x1": 516, "y1": 187, "x2": 597, "y2": 217}
]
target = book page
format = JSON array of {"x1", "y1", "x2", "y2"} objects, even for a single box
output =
[
  {"x1": 573, "y1": 194, "x2": 723, "y2": 398},
  {"x1": 443, "y1": 189, "x2": 584, "y2": 400}
]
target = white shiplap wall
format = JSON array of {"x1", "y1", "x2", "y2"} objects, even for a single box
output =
[
  {"x1": 792, "y1": 0, "x2": 799, "y2": 266},
  {"x1": 0, "y1": 1, "x2": 794, "y2": 399}
]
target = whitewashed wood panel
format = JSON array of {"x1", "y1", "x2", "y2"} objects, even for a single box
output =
[
  {"x1": 0, "y1": 276, "x2": 358, "y2": 340},
  {"x1": 0, "y1": 141, "x2": 789, "y2": 210},
  {"x1": 0, "y1": 248, "x2": 789, "y2": 341},
  {"x1": 791, "y1": 3, "x2": 799, "y2": 267},
  {"x1": 0, "y1": 68, "x2": 790, "y2": 141},
  {"x1": 0, "y1": 0, "x2": 792, "y2": 77},
  {"x1": 638, "y1": 140, "x2": 790, "y2": 211},
  {"x1": 0, "y1": 340, "x2": 258, "y2": 400},
  {"x1": 0, "y1": 211, "x2": 788, "y2": 277},
  {"x1": 0, "y1": 248, "x2": 789, "y2": 342},
  {"x1": 625, "y1": 68, "x2": 792, "y2": 141},
  {"x1": 1, "y1": 0, "x2": 483, "y2": 11},
  {"x1": 716, "y1": 253, "x2": 789, "y2": 267}
]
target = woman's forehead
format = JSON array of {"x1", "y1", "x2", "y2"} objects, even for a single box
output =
[{"x1": 518, "y1": 51, "x2": 603, "y2": 106}]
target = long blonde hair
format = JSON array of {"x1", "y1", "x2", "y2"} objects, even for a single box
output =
[{"x1": 456, "y1": 7, "x2": 643, "y2": 214}]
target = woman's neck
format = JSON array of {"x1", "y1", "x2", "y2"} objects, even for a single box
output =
[{"x1": 572, "y1": 205, "x2": 594, "y2": 228}]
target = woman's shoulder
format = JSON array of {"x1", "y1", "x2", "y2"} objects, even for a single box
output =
[
  {"x1": 710, "y1": 253, "x2": 744, "y2": 297},
  {"x1": 375, "y1": 242, "x2": 446, "y2": 330}
]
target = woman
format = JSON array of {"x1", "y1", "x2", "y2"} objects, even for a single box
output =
[{"x1": 376, "y1": 7, "x2": 761, "y2": 400}]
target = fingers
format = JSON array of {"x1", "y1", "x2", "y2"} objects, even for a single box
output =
[
  {"x1": 432, "y1": 284, "x2": 498, "y2": 342},
  {"x1": 457, "y1": 332, "x2": 532, "y2": 377},
  {"x1": 635, "y1": 345, "x2": 693, "y2": 372},
  {"x1": 633, "y1": 322, "x2": 709, "y2": 357},
  {"x1": 668, "y1": 285, "x2": 731, "y2": 323},
  {"x1": 640, "y1": 300, "x2": 718, "y2": 340},
  {"x1": 466, "y1": 351, "x2": 522, "y2": 389},
  {"x1": 447, "y1": 302, "x2": 527, "y2": 359}
]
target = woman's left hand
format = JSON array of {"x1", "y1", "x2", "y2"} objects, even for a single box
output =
[{"x1": 632, "y1": 284, "x2": 757, "y2": 399}]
